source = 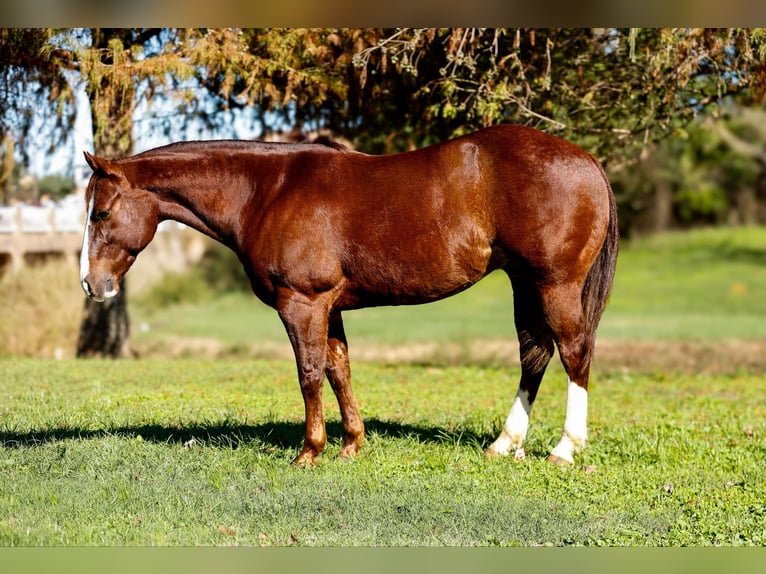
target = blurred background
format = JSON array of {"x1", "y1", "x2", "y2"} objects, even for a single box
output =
[{"x1": 3, "y1": 28, "x2": 766, "y2": 369}]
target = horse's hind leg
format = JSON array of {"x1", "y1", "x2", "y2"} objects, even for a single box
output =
[
  {"x1": 487, "y1": 277, "x2": 554, "y2": 461},
  {"x1": 325, "y1": 311, "x2": 365, "y2": 458},
  {"x1": 539, "y1": 282, "x2": 592, "y2": 465}
]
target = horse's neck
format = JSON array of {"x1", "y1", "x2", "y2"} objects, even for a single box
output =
[
  {"x1": 159, "y1": 189, "x2": 230, "y2": 244},
  {"x1": 138, "y1": 157, "x2": 252, "y2": 248}
]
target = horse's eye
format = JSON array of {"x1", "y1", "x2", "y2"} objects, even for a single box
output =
[{"x1": 94, "y1": 209, "x2": 111, "y2": 221}]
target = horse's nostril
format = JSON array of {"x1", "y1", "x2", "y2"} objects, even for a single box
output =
[{"x1": 105, "y1": 278, "x2": 113, "y2": 293}]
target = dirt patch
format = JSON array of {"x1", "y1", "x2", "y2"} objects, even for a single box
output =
[
  {"x1": 135, "y1": 336, "x2": 766, "y2": 375},
  {"x1": 593, "y1": 339, "x2": 766, "y2": 375}
]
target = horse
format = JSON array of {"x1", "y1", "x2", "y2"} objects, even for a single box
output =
[{"x1": 79, "y1": 124, "x2": 618, "y2": 466}]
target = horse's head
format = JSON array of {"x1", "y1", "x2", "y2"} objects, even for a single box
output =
[{"x1": 80, "y1": 152, "x2": 159, "y2": 302}]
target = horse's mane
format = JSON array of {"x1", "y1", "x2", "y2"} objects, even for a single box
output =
[
  {"x1": 304, "y1": 135, "x2": 348, "y2": 151},
  {"x1": 131, "y1": 135, "x2": 349, "y2": 160}
]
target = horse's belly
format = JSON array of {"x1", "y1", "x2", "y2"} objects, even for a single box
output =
[{"x1": 340, "y1": 239, "x2": 494, "y2": 309}]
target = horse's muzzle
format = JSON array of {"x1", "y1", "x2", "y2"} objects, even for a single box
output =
[
  {"x1": 82, "y1": 277, "x2": 102, "y2": 302},
  {"x1": 81, "y1": 275, "x2": 117, "y2": 302}
]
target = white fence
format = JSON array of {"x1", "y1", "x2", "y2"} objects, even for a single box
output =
[
  {"x1": 0, "y1": 201, "x2": 186, "y2": 235},
  {"x1": 0, "y1": 204, "x2": 83, "y2": 234},
  {"x1": 0, "y1": 198, "x2": 191, "y2": 276}
]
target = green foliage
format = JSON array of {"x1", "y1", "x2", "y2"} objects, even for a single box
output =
[
  {"x1": 675, "y1": 185, "x2": 728, "y2": 223},
  {"x1": 5, "y1": 28, "x2": 766, "y2": 167},
  {"x1": 134, "y1": 271, "x2": 212, "y2": 311},
  {"x1": 611, "y1": 109, "x2": 764, "y2": 233},
  {"x1": 0, "y1": 358, "x2": 764, "y2": 545},
  {"x1": 196, "y1": 243, "x2": 251, "y2": 293},
  {"x1": 38, "y1": 173, "x2": 75, "y2": 201},
  {"x1": 0, "y1": 28, "x2": 76, "y2": 162},
  {"x1": 5, "y1": 27, "x2": 766, "y2": 236},
  {"x1": 346, "y1": 28, "x2": 766, "y2": 160}
]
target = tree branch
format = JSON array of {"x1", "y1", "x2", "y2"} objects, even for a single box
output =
[{"x1": 709, "y1": 117, "x2": 764, "y2": 159}]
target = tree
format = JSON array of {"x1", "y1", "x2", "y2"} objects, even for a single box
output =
[
  {"x1": 339, "y1": 29, "x2": 766, "y2": 162},
  {"x1": 38, "y1": 173, "x2": 76, "y2": 202},
  {"x1": 3, "y1": 28, "x2": 766, "y2": 355},
  {"x1": 1, "y1": 28, "x2": 193, "y2": 357},
  {"x1": 1, "y1": 135, "x2": 13, "y2": 206},
  {"x1": 8, "y1": 27, "x2": 766, "y2": 184},
  {"x1": 0, "y1": 29, "x2": 76, "y2": 164},
  {"x1": 708, "y1": 106, "x2": 766, "y2": 224},
  {"x1": 2, "y1": 28, "x2": 264, "y2": 357}
]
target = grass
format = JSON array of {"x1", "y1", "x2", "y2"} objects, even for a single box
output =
[
  {"x1": 130, "y1": 271, "x2": 517, "y2": 355},
  {"x1": 0, "y1": 260, "x2": 82, "y2": 358},
  {"x1": 1, "y1": 358, "x2": 764, "y2": 546},
  {"x1": 3, "y1": 226, "x2": 766, "y2": 546},
  {"x1": 602, "y1": 226, "x2": 766, "y2": 340}
]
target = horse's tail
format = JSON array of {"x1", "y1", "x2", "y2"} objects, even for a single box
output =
[{"x1": 581, "y1": 162, "x2": 619, "y2": 366}]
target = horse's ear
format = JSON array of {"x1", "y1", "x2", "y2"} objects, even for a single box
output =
[{"x1": 83, "y1": 151, "x2": 120, "y2": 177}]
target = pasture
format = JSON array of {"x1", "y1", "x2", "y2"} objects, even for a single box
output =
[{"x1": 1, "y1": 227, "x2": 766, "y2": 545}]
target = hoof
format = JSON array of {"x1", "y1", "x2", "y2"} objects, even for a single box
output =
[
  {"x1": 485, "y1": 446, "x2": 526, "y2": 461},
  {"x1": 485, "y1": 446, "x2": 501, "y2": 460},
  {"x1": 546, "y1": 454, "x2": 573, "y2": 466},
  {"x1": 337, "y1": 450, "x2": 357, "y2": 463},
  {"x1": 338, "y1": 442, "x2": 362, "y2": 460},
  {"x1": 292, "y1": 451, "x2": 320, "y2": 468}
]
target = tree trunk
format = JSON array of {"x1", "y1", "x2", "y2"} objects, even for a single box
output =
[
  {"x1": 755, "y1": 158, "x2": 766, "y2": 224},
  {"x1": 731, "y1": 186, "x2": 757, "y2": 225},
  {"x1": 76, "y1": 28, "x2": 136, "y2": 359},
  {"x1": 76, "y1": 280, "x2": 133, "y2": 358},
  {"x1": 1, "y1": 135, "x2": 13, "y2": 206},
  {"x1": 651, "y1": 178, "x2": 674, "y2": 232}
]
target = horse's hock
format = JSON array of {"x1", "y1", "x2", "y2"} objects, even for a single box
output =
[{"x1": 0, "y1": 198, "x2": 209, "y2": 290}]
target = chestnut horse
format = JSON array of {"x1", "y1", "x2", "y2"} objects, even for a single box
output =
[{"x1": 80, "y1": 124, "x2": 618, "y2": 466}]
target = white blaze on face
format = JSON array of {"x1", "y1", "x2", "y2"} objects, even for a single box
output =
[
  {"x1": 79, "y1": 196, "x2": 94, "y2": 295},
  {"x1": 549, "y1": 378, "x2": 589, "y2": 463}
]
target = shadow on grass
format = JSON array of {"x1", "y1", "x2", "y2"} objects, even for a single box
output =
[{"x1": 0, "y1": 418, "x2": 493, "y2": 453}]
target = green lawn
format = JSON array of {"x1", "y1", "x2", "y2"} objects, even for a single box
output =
[
  {"x1": 602, "y1": 226, "x2": 766, "y2": 340},
  {"x1": 2, "y1": 226, "x2": 766, "y2": 546},
  {"x1": 0, "y1": 358, "x2": 764, "y2": 545}
]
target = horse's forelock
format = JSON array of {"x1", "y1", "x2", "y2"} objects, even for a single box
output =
[{"x1": 84, "y1": 173, "x2": 97, "y2": 206}]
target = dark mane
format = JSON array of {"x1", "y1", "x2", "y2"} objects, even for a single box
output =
[
  {"x1": 304, "y1": 135, "x2": 348, "y2": 151},
  {"x1": 130, "y1": 137, "x2": 348, "y2": 160}
]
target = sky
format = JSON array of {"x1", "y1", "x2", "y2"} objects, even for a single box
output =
[
  {"x1": 33, "y1": 79, "x2": 274, "y2": 184},
  {"x1": 32, "y1": 85, "x2": 93, "y2": 180}
]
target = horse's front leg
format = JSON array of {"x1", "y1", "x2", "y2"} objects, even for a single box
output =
[{"x1": 277, "y1": 290, "x2": 331, "y2": 466}]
